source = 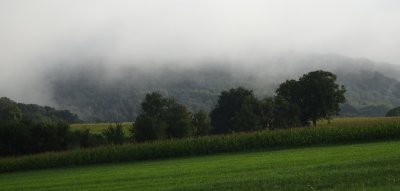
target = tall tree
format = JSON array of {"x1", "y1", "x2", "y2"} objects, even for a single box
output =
[
  {"x1": 165, "y1": 102, "x2": 192, "y2": 138},
  {"x1": 276, "y1": 70, "x2": 346, "y2": 126},
  {"x1": 210, "y1": 87, "x2": 263, "y2": 133},
  {"x1": 192, "y1": 110, "x2": 211, "y2": 136},
  {"x1": 271, "y1": 96, "x2": 301, "y2": 128},
  {"x1": 231, "y1": 96, "x2": 263, "y2": 132},
  {"x1": 133, "y1": 92, "x2": 193, "y2": 142}
]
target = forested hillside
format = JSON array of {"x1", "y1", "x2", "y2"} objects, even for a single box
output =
[{"x1": 49, "y1": 55, "x2": 400, "y2": 122}]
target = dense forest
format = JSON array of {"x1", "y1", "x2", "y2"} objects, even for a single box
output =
[{"x1": 48, "y1": 55, "x2": 400, "y2": 122}]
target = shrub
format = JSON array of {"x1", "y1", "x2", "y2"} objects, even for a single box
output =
[
  {"x1": 102, "y1": 123, "x2": 125, "y2": 145},
  {"x1": 68, "y1": 128, "x2": 107, "y2": 148},
  {"x1": 135, "y1": 115, "x2": 167, "y2": 142}
]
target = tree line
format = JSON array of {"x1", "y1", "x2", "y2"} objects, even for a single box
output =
[
  {"x1": 0, "y1": 70, "x2": 346, "y2": 156},
  {"x1": 0, "y1": 97, "x2": 79, "y2": 156},
  {"x1": 130, "y1": 70, "x2": 346, "y2": 142}
]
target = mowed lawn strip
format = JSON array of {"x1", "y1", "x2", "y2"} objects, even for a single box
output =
[{"x1": 1, "y1": 141, "x2": 400, "y2": 191}]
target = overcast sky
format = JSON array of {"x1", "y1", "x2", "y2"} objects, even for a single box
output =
[{"x1": 1, "y1": 0, "x2": 400, "y2": 104}]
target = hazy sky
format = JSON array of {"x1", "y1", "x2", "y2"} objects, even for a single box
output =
[{"x1": 1, "y1": 0, "x2": 400, "y2": 104}]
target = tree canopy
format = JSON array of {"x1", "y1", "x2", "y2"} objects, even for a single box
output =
[
  {"x1": 192, "y1": 110, "x2": 211, "y2": 136},
  {"x1": 134, "y1": 92, "x2": 193, "y2": 142},
  {"x1": 0, "y1": 97, "x2": 74, "y2": 156},
  {"x1": 276, "y1": 70, "x2": 346, "y2": 126},
  {"x1": 210, "y1": 87, "x2": 264, "y2": 133}
]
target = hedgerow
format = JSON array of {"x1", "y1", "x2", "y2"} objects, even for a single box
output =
[{"x1": 1, "y1": 123, "x2": 400, "y2": 173}]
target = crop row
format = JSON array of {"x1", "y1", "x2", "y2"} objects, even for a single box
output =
[{"x1": 1, "y1": 123, "x2": 400, "y2": 173}]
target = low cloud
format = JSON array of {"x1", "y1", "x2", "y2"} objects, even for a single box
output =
[{"x1": 1, "y1": 0, "x2": 400, "y2": 105}]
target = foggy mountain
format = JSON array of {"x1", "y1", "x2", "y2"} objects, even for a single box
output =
[
  {"x1": 2, "y1": 1, "x2": 400, "y2": 122},
  {"x1": 48, "y1": 54, "x2": 400, "y2": 122}
]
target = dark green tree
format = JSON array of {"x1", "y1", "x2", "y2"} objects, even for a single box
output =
[
  {"x1": 70, "y1": 128, "x2": 92, "y2": 148},
  {"x1": 271, "y1": 96, "x2": 301, "y2": 128},
  {"x1": 0, "y1": 97, "x2": 22, "y2": 123},
  {"x1": 133, "y1": 92, "x2": 193, "y2": 142},
  {"x1": 102, "y1": 123, "x2": 125, "y2": 144},
  {"x1": 133, "y1": 92, "x2": 169, "y2": 142},
  {"x1": 165, "y1": 103, "x2": 192, "y2": 138},
  {"x1": 134, "y1": 115, "x2": 167, "y2": 142},
  {"x1": 276, "y1": 70, "x2": 346, "y2": 126},
  {"x1": 192, "y1": 110, "x2": 211, "y2": 136},
  {"x1": 210, "y1": 87, "x2": 263, "y2": 133},
  {"x1": 0, "y1": 97, "x2": 75, "y2": 156},
  {"x1": 260, "y1": 97, "x2": 275, "y2": 129},
  {"x1": 231, "y1": 96, "x2": 263, "y2": 132}
]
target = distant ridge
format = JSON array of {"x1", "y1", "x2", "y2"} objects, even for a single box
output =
[{"x1": 48, "y1": 54, "x2": 400, "y2": 122}]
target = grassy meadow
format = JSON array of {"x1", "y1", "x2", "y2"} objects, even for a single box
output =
[
  {"x1": 69, "y1": 117, "x2": 400, "y2": 135},
  {"x1": 1, "y1": 117, "x2": 400, "y2": 190},
  {"x1": 70, "y1": 122, "x2": 133, "y2": 134},
  {"x1": 1, "y1": 141, "x2": 400, "y2": 191},
  {"x1": 1, "y1": 117, "x2": 400, "y2": 172},
  {"x1": 317, "y1": 116, "x2": 400, "y2": 128}
]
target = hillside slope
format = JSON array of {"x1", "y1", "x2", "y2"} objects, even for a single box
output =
[{"x1": 49, "y1": 54, "x2": 400, "y2": 121}]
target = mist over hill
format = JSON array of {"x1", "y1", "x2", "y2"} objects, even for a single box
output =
[
  {"x1": 2, "y1": 1, "x2": 400, "y2": 122},
  {"x1": 47, "y1": 54, "x2": 400, "y2": 122}
]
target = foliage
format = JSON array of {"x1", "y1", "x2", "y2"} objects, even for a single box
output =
[
  {"x1": 68, "y1": 129, "x2": 107, "y2": 149},
  {"x1": 69, "y1": 128, "x2": 91, "y2": 148},
  {"x1": 18, "y1": 103, "x2": 80, "y2": 123},
  {"x1": 386, "y1": 106, "x2": 400, "y2": 117},
  {"x1": 0, "y1": 97, "x2": 22, "y2": 123},
  {"x1": 259, "y1": 97, "x2": 274, "y2": 128},
  {"x1": 0, "y1": 119, "x2": 69, "y2": 156},
  {"x1": 102, "y1": 123, "x2": 125, "y2": 145},
  {"x1": 277, "y1": 70, "x2": 346, "y2": 126},
  {"x1": 50, "y1": 63, "x2": 400, "y2": 122},
  {"x1": 192, "y1": 110, "x2": 212, "y2": 136},
  {"x1": 0, "y1": 97, "x2": 79, "y2": 124},
  {"x1": 1, "y1": 119, "x2": 400, "y2": 172},
  {"x1": 0, "y1": 97, "x2": 78, "y2": 156},
  {"x1": 164, "y1": 103, "x2": 193, "y2": 138},
  {"x1": 231, "y1": 96, "x2": 263, "y2": 132},
  {"x1": 269, "y1": 96, "x2": 301, "y2": 128},
  {"x1": 210, "y1": 87, "x2": 262, "y2": 133},
  {"x1": 134, "y1": 115, "x2": 166, "y2": 142},
  {"x1": 134, "y1": 92, "x2": 193, "y2": 142},
  {"x1": 338, "y1": 71, "x2": 400, "y2": 116}
]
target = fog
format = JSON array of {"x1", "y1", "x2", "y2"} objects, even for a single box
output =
[{"x1": 1, "y1": 0, "x2": 400, "y2": 105}]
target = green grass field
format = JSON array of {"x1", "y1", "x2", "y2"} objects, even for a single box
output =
[
  {"x1": 70, "y1": 122, "x2": 133, "y2": 134},
  {"x1": 69, "y1": 117, "x2": 400, "y2": 135},
  {"x1": 317, "y1": 116, "x2": 400, "y2": 128},
  {"x1": 1, "y1": 141, "x2": 400, "y2": 191}
]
